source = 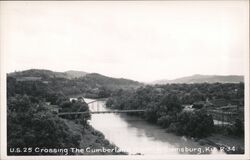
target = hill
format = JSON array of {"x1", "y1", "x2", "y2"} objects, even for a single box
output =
[
  {"x1": 152, "y1": 74, "x2": 244, "y2": 84},
  {"x1": 8, "y1": 69, "x2": 69, "y2": 79},
  {"x1": 81, "y1": 73, "x2": 141, "y2": 89},
  {"x1": 9, "y1": 69, "x2": 89, "y2": 79},
  {"x1": 64, "y1": 70, "x2": 88, "y2": 79},
  {"x1": 8, "y1": 69, "x2": 142, "y2": 97}
]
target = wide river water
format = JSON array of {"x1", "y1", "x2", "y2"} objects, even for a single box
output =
[{"x1": 84, "y1": 98, "x2": 224, "y2": 155}]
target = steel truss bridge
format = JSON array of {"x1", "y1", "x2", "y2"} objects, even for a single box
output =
[
  {"x1": 58, "y1": 99, "x2": 146, "y2": 116},
  {"x1": 57, "y1": 109, "x2": 146, "y2": 116}
]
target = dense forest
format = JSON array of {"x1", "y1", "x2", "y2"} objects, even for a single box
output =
[
  {"x1": 7, "y1": 69, "x2": 244, "y2": 155},
  {"x1": 7, "y1": 76, "x2": 125, "y2": 155},
  {"x1": 106, "y1": 83, "x2": 244, "y2": 138}
]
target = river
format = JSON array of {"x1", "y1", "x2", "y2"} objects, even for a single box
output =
[{"x1": 84, "y1": 98, "x2": 225, "y2": 155}]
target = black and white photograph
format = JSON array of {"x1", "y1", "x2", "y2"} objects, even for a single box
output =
[{"x1": 0, "y1": 0, "x2": 249, "y2": 159}]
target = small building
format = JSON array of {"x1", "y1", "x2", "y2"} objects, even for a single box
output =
[
  {"x1": 182, "y1": 105, "x2": 194, "y2": 112},
  {"x1": 45, "y1": 102, "x2": 51, "y2": 105}
]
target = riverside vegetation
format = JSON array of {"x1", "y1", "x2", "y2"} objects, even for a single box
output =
[
  {"x1": 106, "y1": 84, "x2": 244, "y2": 139},
  {"x1": 7, "y1": 76, "x2": 126, "y2": 155},
  {"x1": 7, "y1": 69, "x2": 244, "y2": 155}
]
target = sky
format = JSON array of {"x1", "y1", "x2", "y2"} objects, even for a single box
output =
[{"x1": 0, "y1": 1, "x2": 249, "y2": 82}]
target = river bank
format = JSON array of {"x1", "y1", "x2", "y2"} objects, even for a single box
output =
[
  {"x1": 64, "y1": 119, "x2": 127, "y2": 155},
  {"x1": 86, "y1": 98, "x2": 244, "y2": 155},
  {"x1": 86, "y1": 98, "x2": 226, "y2": 155}
]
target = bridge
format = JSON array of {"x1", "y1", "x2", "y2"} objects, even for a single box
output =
[
  {"x1": 58, "y1": 109, "x2": 146, "y2": 116},
  {"x1": 87, "y1": 100, "x2": 104, "y2": 104},
  {"x1": 70, "y1": 98, "x2": 107, "y2": 104},
  {"x1": 59, "y1": 98, "x2": 146, "y2": 116}
]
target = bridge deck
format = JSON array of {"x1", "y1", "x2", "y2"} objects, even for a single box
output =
[
  {"x1": 87, "y1": 100, "x2": 100, "y2": 104},
  {"x1": 87, "y1": 98, "x2": 107, "y2": 104},
  {"x1": 58, "y1": 109, "x2": 146, "y2": 116}
]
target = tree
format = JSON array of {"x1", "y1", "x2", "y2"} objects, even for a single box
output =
[
  {"x1": 7, "y1": 95, "x2": 82, "y2": 155},
  {"x1": 174, "y1": 109, "x2": 214, "y2": 138},
  {"x1": 157, "y1": 115, "x2": 175, "y2": 128},
  {"x1": 59, "y1": 100, "x2": 91, "y2": 124}
]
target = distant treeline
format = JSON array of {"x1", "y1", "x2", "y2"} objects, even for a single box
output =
[
  {"x1": 8, "y1": 69, "x2": 141, "y2": 98},
  {"x1": 106, "y1": 83, "x2": 244, "y2": 138}
]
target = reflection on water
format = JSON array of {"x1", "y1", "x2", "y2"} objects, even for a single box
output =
[{"x1": 84, "y1": 98, "x2": 224, "y2": 155}]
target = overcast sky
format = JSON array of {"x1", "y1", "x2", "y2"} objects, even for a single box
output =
[{"x1": 1, "y1": 1, "x2": 249, "y2": 82}]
